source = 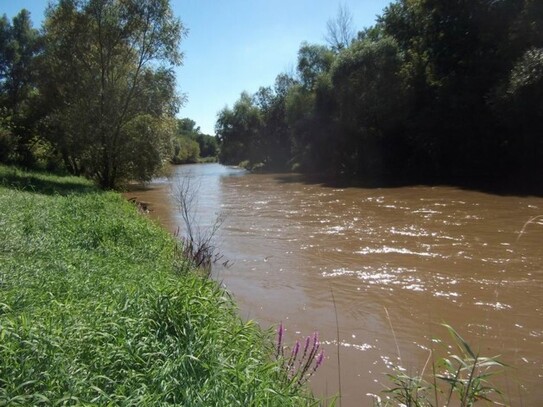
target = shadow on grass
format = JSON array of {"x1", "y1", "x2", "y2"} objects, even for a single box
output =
[{"x1": 0, "y1": 168, "x2": 97, "y2": 196}]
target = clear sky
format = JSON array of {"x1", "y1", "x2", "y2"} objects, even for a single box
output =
[{"x1": 1, "y1": 0, "x2": 391, "y2": 135}]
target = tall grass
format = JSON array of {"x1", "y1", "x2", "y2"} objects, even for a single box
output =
[
  {"x1": 0, "y1": 165, "x2": 316, "y2": 406},
  {"x1": 373, "y1": 324, "x2": 505, "y2": 407}
]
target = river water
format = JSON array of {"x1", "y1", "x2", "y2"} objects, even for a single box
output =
[{"x1": 128, "y1": 163, "x2": 543, "y2": 406}]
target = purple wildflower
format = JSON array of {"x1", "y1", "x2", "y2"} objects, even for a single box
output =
[
  {"x1": 276, "y1": 322, "x2": 284, "y2": 358},
  {"x1": 315, "y1": 350, "x2": 325, "y2": 368},
  {"x1": 287, "y1": 340, "x2": 301, "y2": 372},
  {"x1": 292, "y1": 340, "x2": 300, "y2": 360},
  {"x1": 275, "y1": 324, "x2": 325, "y2": 388}
]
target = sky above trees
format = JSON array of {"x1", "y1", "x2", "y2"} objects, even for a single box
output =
[{"x1": 1, "y1": 0, "x2": 390, "y2": 135}]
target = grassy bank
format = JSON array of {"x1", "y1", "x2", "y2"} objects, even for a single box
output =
[{"x1": 0, "y1": 165, "x2": 314, "y2": 406}]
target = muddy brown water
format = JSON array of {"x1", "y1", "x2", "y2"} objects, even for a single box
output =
[{"x1": 127, "y1": 163, "x2": 543, "y2": 406}]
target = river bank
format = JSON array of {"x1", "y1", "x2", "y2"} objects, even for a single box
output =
[
  {"x1": 0, "y1": 165, "x2": 315, "y2": 405},
  {"x1": 140, "y1": 163, "x2": 543, "y2": 406}
]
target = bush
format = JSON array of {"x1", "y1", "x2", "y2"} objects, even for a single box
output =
[{"x1": 172, "y1": 136, "x2": 200, "y2": 164}]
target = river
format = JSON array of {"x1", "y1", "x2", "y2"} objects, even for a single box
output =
[{"x1": 127, "y1": 163, "x2": 543, "y2": 406}]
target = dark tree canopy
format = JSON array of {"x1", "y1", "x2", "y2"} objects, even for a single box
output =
[
  {"x1": 0, "y1": 9, "x2": 41, "y2": 165},
  {"x1": 172, "y1": 117, "x2": 217, "y2": 164},
  {"x1": 216, "y1": 0, "x2": 543, "y2": 193}
]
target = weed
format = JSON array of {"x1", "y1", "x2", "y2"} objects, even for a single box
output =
[
  {"x1": 275, "y1": 323, "x2": 326, "y2": 389},
  {"x1": 170, "y1": 171, "x2": 227, "y2": 274},
  {"x1": 373, "y1": 324, "x2": 505, "y2": 407}
]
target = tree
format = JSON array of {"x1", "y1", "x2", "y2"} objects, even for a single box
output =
[
  {"x1": 123, "y1": 114, "x2": 176, "y2": 179},
  {"x1": 257, "y1": 74, "x2": 297, "y2": 170},
  {"x1": 216, "y1": 92, "x2": 262, "y2": 166},
  {"x1": 331, "y1": 36, "x2": 410, "y2": 177},
  {"x1": 0, "y1": 9, "x2": 42, "y2": 165},
  {"x1": 172, "y1": 135, "x2": 200, "y2": 164},
  {"x1": 325, "y1": 4, "x2": 355, "y2": 52},
  {"x1": 194, "y1": 133, "x2": 218, "y2": 158},
  {"x1": 492, "y1": 47, "x2": 543, "y2": 179},
  {"x1": 215, "y1": 74, "x2": 297, "y2": 171},
  {"x1": 377, "y1": 0, "x2": 528, "y2": 180},
  {"x1": 40, "y1": 0, "x2": 185, "y2": 188},
  {"x1": 177, "y1": 118, "x2": 199, "y2": 136},
  {"x1": 296, "y1": 42, "x2": 335, "y2": 90},
  {"x1": 1, "y1": 10, "x2": 40, "y2": 114},
  {"x1": 213, "y1": 0, "x2": 543, "y2": 190},
  {"x1": 174, "y1": 117, "x2": 217, "y2": 159}
]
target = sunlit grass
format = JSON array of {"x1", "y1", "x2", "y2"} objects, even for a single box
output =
[{"x1": 0, "y1": 165, "x2": 316, "y2": 406}]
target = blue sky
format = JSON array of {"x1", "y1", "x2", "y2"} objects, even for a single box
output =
[{"x1": 2, "y1": 0, "x2": 391, "y2": 135}]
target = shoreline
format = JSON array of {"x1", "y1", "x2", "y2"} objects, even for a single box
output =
[
  {"x1": 122, "y1": 181, "x2": 178, "y2": 233},
  {"x1": 0, "y1": 164, "x2": 315, "y2": 405}
]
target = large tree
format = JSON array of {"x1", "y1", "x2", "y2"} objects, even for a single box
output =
[
  {"x1": 214, "y1": 1, "x2": 543, "y2": 190},
  {"x1": 40, "y1": 0, "x2": 185, "y2": 188},
  {"x1": 216, "y1": 92, "x2": 263, "y2": 166},
  {"x1": 331, "y1": 36, "x2": 410, "y2": 177},
  {"x1": 0, "y1": 9, "x2": 42, "y2": 165}
]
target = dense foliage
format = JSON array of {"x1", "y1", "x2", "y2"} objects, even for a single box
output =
[
  {"x1": 172, "y1": 118, "x2": 218, "y2": 164},
  {"x1": 45, "y1": 1, "x2": 182, "y2": 187},
  {"x1": 216, "y1": 0, "x2": 543, "y2": 190},
  {"x1": 0, "y1": 165, "x2": 315, "y2": 405},
  {"x1": 0, "y1": 9, "x2": 42, "y2": 167},
  {"x1": 0, "y1": 2, "x2": 213, "y2": 189}
]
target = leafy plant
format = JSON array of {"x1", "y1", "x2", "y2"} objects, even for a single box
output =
[
  {"x1": 374, "y1": 325, "x2": 505, "y2": 407},
  {"x1": 436, "y1": 325, "x2": 505, "y2": 406}
]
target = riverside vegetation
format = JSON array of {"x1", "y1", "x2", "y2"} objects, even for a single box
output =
[
  {"x1": 0, "y1": 0, "x2": 518, "y2": 402},
  {"x1": 0, "y1": 165, "x2": 317, "y2": 406},
  {"x1": 0, "y1": 165, "x2": 508, "y2": 406},
  {"x1": 3, "y1": 1, "x2": 543, "y2": 192},
  {"x1": 216, "y1": 1, "x2": 543, "y2": 193}
]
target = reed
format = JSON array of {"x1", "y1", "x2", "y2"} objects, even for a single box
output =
[
  {"x1": 330, "y1": 288, "x2": 343, "y2": 406},
  {"x1": 373, "y1": 324, "x2": 505, "y2": 407}
]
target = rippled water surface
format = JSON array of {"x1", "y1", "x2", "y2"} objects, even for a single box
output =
[{"x1": 130, "y1": 163, "x2": 543, "y2": 406}]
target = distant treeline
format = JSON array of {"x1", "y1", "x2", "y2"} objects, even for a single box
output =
[
  {"x1": 216, "y1": 1, "x2": 543, "y2": 189},
  {"x1": 172, "y1": 118, "x2": 218, "y2": 165}
]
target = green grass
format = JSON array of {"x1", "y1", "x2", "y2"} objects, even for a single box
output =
[{"x1": 0, "y1": 165, "x2": 315, "y2": 406}]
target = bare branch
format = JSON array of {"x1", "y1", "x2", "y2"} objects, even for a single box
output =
[
  {"x1": 325, "y1": 4, "x2": 355, "y2": 52},
  {"x1": 171, "y1": 172, "x2": 226, "y2": 274}
]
